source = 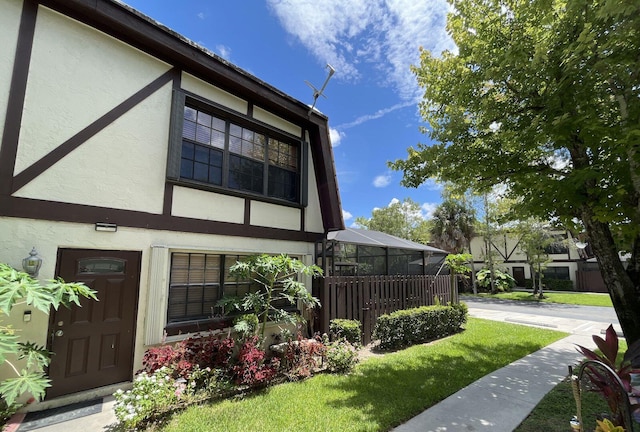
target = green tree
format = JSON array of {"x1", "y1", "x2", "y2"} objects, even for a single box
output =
[
  {"x1": 390, "y1": 0, "x2": 640, "y2": 344},
  {"x1": 430, "y1": 197, "x2": 476, "y2": 254},
  {"x1": 355, "y1": 198, "x2": 432, "y2": 244},
  {"x1": 217, "y1": 254, "x2": 322, "y2": 340},
  {"x1": 515, "y1": 218, "x2": 554, "y2": 298},
  {"x1": 0, "y1": 263, "x2": 97, "y2": 408}
]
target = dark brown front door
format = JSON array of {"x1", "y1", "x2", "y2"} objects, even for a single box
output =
[
  {"x1": 512, "y1": 266, "x2": 526, "y2": 287},
  {"x1": 47, "y1": 249, "x2": 141, "y2": 399}
]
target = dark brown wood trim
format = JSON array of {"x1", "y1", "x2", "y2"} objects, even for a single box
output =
[
  {"x1": 310, "y1": 123, "x2": 345, "y2": 231},
  {"x1": 0, "y1": 195, "x2": 324, "y2": 243},
  {"x1": 163, "y1": 183, "x2": 173, "y2": 216},
  {"x1": 244, "y1": 198, "x2": 251, "y2": 225},
  {"x1": 12, "y1": 68, "x2": 177, "y2": 193},
  {"x1": 0, "y1": 0, "x2": 38, "y2": 196}
]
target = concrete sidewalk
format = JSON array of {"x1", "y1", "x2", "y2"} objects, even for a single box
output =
[
  {"x1": 391, "y1": 307, "x2": 613, "y2": 432},
  {"x1": 9, "y1": 306, "x2": 612, "y2": 432}
]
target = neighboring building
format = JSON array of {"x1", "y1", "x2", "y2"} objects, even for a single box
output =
[
  {"x1": 0, "y1": 0, "x2": 343, "y2": 403},
  {"x1": 469, "y1": 230, "x2": 588, "y2": 289}
]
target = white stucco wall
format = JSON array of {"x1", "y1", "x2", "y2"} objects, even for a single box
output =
[
  {"x1": 15, "y1": 6, "x2": 171, "y2": 175},
  {"x1": 181, "y1": 73, "x2": 248, "y2": 115},
  {"x1": 253, "y1": 106, "x2": 302, "y2": 137},
  {"x1": 304, "y1": 139, "x2": 325, "y2": 233},
  {"x1": 0, "y1": 0, "x2": 22, "y2": 146},
  {"x1": 14, "y1": 85, "x2": 172, "y2": 213},
  {"x1": 250, "y1": 201, "x2": 301, "y2": 230},
  {"x1": 171, "y1": 186, "x2": 245, "y2": 223}
]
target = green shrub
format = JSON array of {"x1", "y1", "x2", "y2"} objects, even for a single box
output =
[
  {"x1": 476, "y1": 268, "x2": 516, "y2": 293},
  {"x1": 523, "y1": 278, "x2": 533, "y2": 289},
  {"x1": 372, "y1": 303, "x2": 468, "y2": 350},
  {"x1": 544, "y1": 279, "x2": 574, "y2": 291},
  {"x1": 329, "y1": 319, "x2": 362, "y2": 346},
  {"x1": 324, "y1": 339, "x2": 359, "y2": 373}
]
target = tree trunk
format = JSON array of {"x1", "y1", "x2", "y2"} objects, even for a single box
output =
[{"x1": 583, "y1": 211, "x2": 640, "y2": 346}]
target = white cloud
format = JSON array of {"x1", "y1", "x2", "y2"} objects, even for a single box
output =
[
  {"x1": 419, "y1": 178, "x2": 443, "y2": 191},
  {"x1": 329, "y1": 128, "x2": 345, "y2": 147},
  {"x1": 216, "y1": 45, "x2": 232, "y2": 60},
  {"x1": 266, "y1": 0, "x2": 454, "y2": 102},
  {"x1": 197, "y1": 12, "x2": 205, "y2": 20},
  {"x1": 373, "y1": 174, "x2": 392, "y2": 188},
  {"x1": 342, "y1": 210, "x2": 353, "y2": 221},
  {"x1": 421, "y1": 202, "x2": 438, "y2": 219},
  {"x1": 337, "y1": 101, "x2": 415, "y2": 130}
]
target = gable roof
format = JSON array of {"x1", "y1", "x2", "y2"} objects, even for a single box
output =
[
  {"x1": 327, "y1": 228, "x2": 448, "y2": 254},
  {"x1": 39, "y1": 0, "x2": 344, "y2": 232}
]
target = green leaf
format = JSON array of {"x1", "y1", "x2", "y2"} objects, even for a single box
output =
[
  {"x1": 17, "y1": 342, "x2": 52, "y2": 369},
  {"x1": 0, "y1": 370, "x2": 51, "y2": 406},
  {"x1": 0, "y1": 330, "x2": 20, "y2": 363},
  {"x1": 24, "y1": 286, "x2": 56, "y2": 314}
]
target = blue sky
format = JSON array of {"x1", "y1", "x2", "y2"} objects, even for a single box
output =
[{"x1": 122, "y1": 0, "x2": 455, "y2": 226}]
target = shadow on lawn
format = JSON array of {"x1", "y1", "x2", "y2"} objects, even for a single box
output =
[{"x1": 323, "y1": 335, "x2": 567, "y2": 431}]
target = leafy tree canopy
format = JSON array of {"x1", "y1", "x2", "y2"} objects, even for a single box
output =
[
  {"x1": 354, "y1": 198, "x2": 432, "y2": 244},
  {"x1": 390, "y1": 0, "x2": 640, "y2": 343}
]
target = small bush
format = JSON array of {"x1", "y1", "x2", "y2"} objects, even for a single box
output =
[
  {"x1": 329, "y1": 319, "x2": 362, "y2": 346},
  {"x1": 114, "y1": 367, "x2": 181, "y2": 430},
  {"x1": 324, "y1": 339, "x2": 359, "y2": 373},
  {"x1": 233, "y1": 336, "x2": 280, "y2": 387},
  {"x1": 282, "y1": 334, "x2": 326, "y2": 380},
  {"x1": 139, "y1": 333, "x2": 235, "y2": 378},
  {"x1": 544, "y1": 279, "x2": 574, "y2": 291},
  {"x1": 476, "y1": 268, "x2": 516, "y2": 293},
  {"x1": 372, "y1": 303, "x2": 468, "y2": 350}
]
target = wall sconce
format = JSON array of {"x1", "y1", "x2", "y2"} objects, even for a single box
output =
[
  {"x1": 22, "y1": 247, "x2": 42, "y2": 277},
  {"x1": 95, "y1": 222, "x2": 117, "y2": 232}
]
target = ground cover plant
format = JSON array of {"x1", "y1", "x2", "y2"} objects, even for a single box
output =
[
  {"x1": 466, "y1": 292, "x2": 613, "y2": 308},
  {"x1": 155, "y1": 318, "x2": 566, "y2": 432}
]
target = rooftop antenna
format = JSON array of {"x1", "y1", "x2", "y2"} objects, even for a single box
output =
[{"x1": 305, "y1": 64, "x2": 335, "y2": 116}]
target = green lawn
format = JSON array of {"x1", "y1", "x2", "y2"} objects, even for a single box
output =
[
  {"x1": 516, "y1": 341, "x2": 633, "y2": 432},
  {"x1": 469, "y1": 291, "x2": 613, "y2": 307},
  {"x1": 157, "y1": 318, "x2": 567, "y2": 432}
]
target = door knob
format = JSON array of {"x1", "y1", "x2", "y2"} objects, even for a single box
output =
[{"x1": 55, "y1": 330, "x2": 64, "y2": 337}]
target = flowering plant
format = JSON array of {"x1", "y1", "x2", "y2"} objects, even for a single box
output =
[{"x1": 113, "y1": 367, "x2": 181, "y2": 430}]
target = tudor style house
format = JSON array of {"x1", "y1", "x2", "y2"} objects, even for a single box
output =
[
  {"x1": 469, "y1": 230, "x2": 590, "y2": 290},
  {"x1": 0, "y1": 0, "x2": 343, "y2": 403}
]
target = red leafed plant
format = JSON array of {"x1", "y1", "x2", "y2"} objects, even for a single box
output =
[
  {"x1": 283, "y1": 333, "x2": 326, "y2": 380},
  {"x1": 576, "y1": 324, "x2": 638, "y2": 392},
  {"x1": 140, "y1": 332, "x2": 235, "y2": 378},
  {"x1": 576, "y1": 324, "x2": 640, "y2": 425},
  {"x1": 233, "y1": 336, "x2": 280, "y2": 387}
]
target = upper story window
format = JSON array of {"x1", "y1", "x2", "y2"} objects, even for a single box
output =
[{"x1": 172, "y1": 100, "x2": 302, "y2": 204}]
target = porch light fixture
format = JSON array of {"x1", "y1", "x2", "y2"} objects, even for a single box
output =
[
  {"x1": 22, "y1": 247, "x2": 42, "y2": 277},
  {"x1": 95, "y1": 222, "x2": 117, "y2": 232}
]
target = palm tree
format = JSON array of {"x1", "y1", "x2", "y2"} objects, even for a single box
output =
[
  {"x1": 431, "y1": 198, "x2": 477, "y2": 292},
  {"x1": 430, "y1": 198, "x2": 476, "y2": 254}
]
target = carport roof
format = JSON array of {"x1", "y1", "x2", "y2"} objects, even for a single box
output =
[{"x1": 326, "y1": 228, "x2": 449, "y2": 254}]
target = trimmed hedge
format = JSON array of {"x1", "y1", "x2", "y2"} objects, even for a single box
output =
[
  {"x1": 544, "y1": 279, "x2": 574, "y2": 291},
  {"x1": 329, "y1": 319, "x2": 362, "y2": 346},
  {"x1": 372, "y1": 303, "x2": 468, "y2": 351}
]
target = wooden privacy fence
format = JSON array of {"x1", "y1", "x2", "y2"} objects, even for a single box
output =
[{"x1": 315, "y1": 275, "x2": 456, "y2": 345}]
